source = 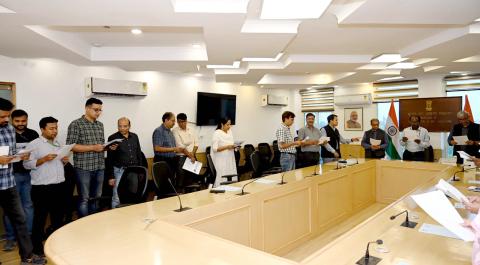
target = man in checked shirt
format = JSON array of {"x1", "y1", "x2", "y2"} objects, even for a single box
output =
[
  {"x1": 0, "y1": 98, "x2": 45, "y2": 265},
  {"x1": 66, "y1": 98, "x2": 118, "y2": 217}
]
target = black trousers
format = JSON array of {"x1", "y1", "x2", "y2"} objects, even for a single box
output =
[
  {"x1": 403, "y1": 150, "x2": 425, "y2": 162},
  {"x1": 0, "y1": 187, "x2": 33, "y2": 260},
  {"x1": 31, "y1": 182, "x2": 65, "y2": 255},
  {"x1": 177, "y1": 156, "x2": 195, "y2": 188},
  {"x1": 302, "y1": 152, "x2": 320, "y2": 167}
]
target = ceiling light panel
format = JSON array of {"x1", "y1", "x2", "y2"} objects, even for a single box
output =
[
  {"x1": 206, "y1": 61, "x2": 240, "y2": 69},
  {"x1": 370, "y1": 54, "x2": 406, "y2": 63},
  {"x1": 260, "y1": 0, "x2": 333, "y2": 19},
  {"x1": 171, "y1": 0, "x2": 250, "y2": 13},
  {"x1": 242, "y1": 53, "x2": 284, "y2": 62},
  {"x1": 423, "y1": 66, "x2": 444, "y2": 72},
  {"x1": 386, "y1": 62, "x2": 417, "y2": 69}
]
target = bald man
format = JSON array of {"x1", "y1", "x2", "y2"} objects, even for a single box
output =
[{"x1": 106, "y1": 117, "x2": 144, "y2": 208}]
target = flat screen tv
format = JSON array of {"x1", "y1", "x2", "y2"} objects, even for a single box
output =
[{"x1": 196, "y1": 92, "x2": 236, "y2": 126}]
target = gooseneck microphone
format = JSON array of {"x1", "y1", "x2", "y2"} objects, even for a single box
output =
[
  {"x1": 356, "y1": 239, "x2": 383, "y2": 265},
  {"x1": 278, "y1": 171, "x2": 287, "y2": 185},
  {"x1": 306, "y1": 163, "x2": 319, "y2": 178},
  {"x1": 167, "y1": 178, "x2": 192, "y2": 212},
  {"x1": 237, "y1": 173, "x2": 271, "y2": 196},
  {"x1": 390, "y1": 210, "x2": 417, "y2": 228},
  {"x1": 452, "y1": 166, "x2": 476, "y2": 181}
]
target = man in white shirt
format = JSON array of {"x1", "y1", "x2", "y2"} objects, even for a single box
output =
[
  {"x1": 400, "y1": 115, "x2": 430, "y2": 161},
  {"x1": 172, "y1": 113, "x2": 198, "y2": 190},
  {"x1": 24, "y1": 117, "x2": 70, "y2": 258}
]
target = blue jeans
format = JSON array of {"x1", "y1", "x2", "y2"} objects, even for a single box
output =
[
  {"x1": 111, "y1": 167, "x2": 124, "y2": 208},
  {"x1": 3, "y1": 172, "x2": 34, "y2": 241},
  {"x1": 75, "y1": 168, "x2": 104, "y2": 217},
  {"x1": 280, "y1": 153, "x2": 296, "y2": 172}
]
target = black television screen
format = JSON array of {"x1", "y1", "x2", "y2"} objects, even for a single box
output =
[{"x1": 196, "y1": 92, "x2": 236, "y2": 126}]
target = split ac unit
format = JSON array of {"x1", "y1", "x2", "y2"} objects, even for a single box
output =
[
  {"x1": 261, "y1": 94, "x2": 288, "y2": 106},
  {"x1": 335, "y1": 93, "x2": 372, "y2": 106},
  {"x1": 85, "y1": 77, "x2": 147, "y2": 97}
]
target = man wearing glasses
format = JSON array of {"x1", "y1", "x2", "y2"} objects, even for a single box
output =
[
  {"x1": 66, "y1": 98, "x2": 117, "y2": 217},
  {"x1": 448, "y1": 111, "x2": 480, "y2": 164}
]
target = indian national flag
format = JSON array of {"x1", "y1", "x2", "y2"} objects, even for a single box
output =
[{"x1": 385, "y1": 100, "x2": 402, "y2": 160}]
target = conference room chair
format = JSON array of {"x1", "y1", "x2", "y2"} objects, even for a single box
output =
[
  {"x1": 237, "y1": 144, "x2": 255, "y2": 176},
  {"x1": 424, "y1": 146, "x2": 435, "y2": 162},
  {"x1": 206, "y1": 153, "x2": 238, "y2": 186},
  {"x1": 152, "y1": 161, "x2": 179, "y2": 199},
  {"x1": 116, "y1": 166, "x2": 148, "y2": 206},
  {"x1": 250, "y1": 151, "x2": 282, "y2": 178},
  {"x1": 271, "y1": 140, "x2": 281, "y2": 168}
]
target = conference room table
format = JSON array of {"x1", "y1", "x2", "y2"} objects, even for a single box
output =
[{"x1": 45, "y1": 159, "x2": 474, "y2": 265}]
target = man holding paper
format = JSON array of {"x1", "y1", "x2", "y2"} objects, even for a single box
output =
[
  {"x1": 400, "y1": 115, "x2": 430, "y2": 161},
  {"x1": 320, "y1": 114, "x2": 360, "y2": 163},
  {"x1": 0, "y1": 98, "x2": 45, "y2": 265},
  {"x1": 66, "y1": 98, "x2": 117, "y2": 217},
  {"x1": 297, "y1": 113, "x2": 325, "y2": 167},
  {"x1": 361, "y1": 118, "x2": 388, "y2": 159},
  {"x1": 173, "y1": 113, "x2": 199, "y2": 190},
  {"x1": 2, "y1": 109, "x2": 38, "y2": 252},
  {"x1": 24, "y1": 116, "x2": 70, "y2": 259},
  {"x1": 106, "y1": 117, "x2": 144, "y2": 208},
  {"x1": 448, "y1": 111, "x2": 480, "y2": 164}
]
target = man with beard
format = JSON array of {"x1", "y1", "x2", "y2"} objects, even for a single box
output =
[
  {"x1": 3, "y1": 109, "x2": 38, "y2": 252},
  {"x1": 401, "y1": 115, "x2": 431, "y2": 161}
]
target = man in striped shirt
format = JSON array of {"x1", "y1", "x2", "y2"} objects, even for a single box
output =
[{"x1": 276, "y1": 111, "x2": 302, "y2": 172}]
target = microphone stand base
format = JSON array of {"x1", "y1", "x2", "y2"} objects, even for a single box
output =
[
  {"x1": 356, "y1": 256, "x2": 381, "y2": 265},
  {"x1": 277, "y1": 181, "x2": 287, "y2": 185},
  {"x1": 174, "y1": 207, "x2": 192, "y2": 212},
  {"x1": 236, "y1": 192, "x2": 250, "y2": 196},
  {"x1": 401, "y1": 220, "x2": 417, "y2": 228}
]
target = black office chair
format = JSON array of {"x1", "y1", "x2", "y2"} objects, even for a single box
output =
[
  {"x1": 116, "y1": 166, "x2": 148, "y2": 206},
  {"x1": 271, "y1": 140, "x2": 281, "y2": 168},
  {"x1": 206, "y1": 153, "x2": 238, "y2": 186},
  {"x1": 238, "y1": 144, "x2": 255, "y2": 173},
  {"x1": 251, "y1": 151, "x2": 282, "y2": 178},
  {"x1": 152, "y1": 161, "x2": 178, "y2": 199},
  {"x1": 424, "y1": 146, "x2": 435, "y2": 162}
]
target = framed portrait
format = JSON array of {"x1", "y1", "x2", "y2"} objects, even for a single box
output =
[{"x1": 344, "y1": 108, "x2": 363, "y2": 131}]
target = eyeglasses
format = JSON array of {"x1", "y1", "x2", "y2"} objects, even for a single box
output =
[{"x1": 90, "y1": 107, "x2": 102, "y2": 112}]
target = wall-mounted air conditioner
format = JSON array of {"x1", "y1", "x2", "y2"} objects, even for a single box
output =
[
  {"x1": 85, "y1": 77, "x2": 147, "y2": 97},
  {"x1": 261, "y1": 94, "x2": 288, "y2": 106},
  {"x1": 335, "y1": 93, "x2": 372, "y2": 106}
]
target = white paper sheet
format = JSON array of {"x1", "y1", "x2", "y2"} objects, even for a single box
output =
[
  {"x1": 457, "y1": 151, "x2": 472, "y2": 160},
  {"x1": 182, "y1": 159, "x2": 202, "y2": 175},
  {"x1": 435, "y1": 179, "x2": 468, "y2": 203},
  {"x1": 370, "y1": 138, "x2": 381, "y2": 146},
  {"x1": 318, "y1": 136, "x2": 330, "y2": 145},
  {"x1": 254, "y1": 178, "x2": 278, "y2": 184},
  {"x1": 453, "y1": 136, "x2": 469, "y2": 145},
  {"x1": 404, "y1": 130, "x2": 419, "y2": 141},
  {"x1": 212, "y1": 185, "x2": 242, "y2": 192},
  {"x1": 411, "y1": 190, "x2": 474, "y2": 241},
  {"x1": 54, "y1": 144, "x2": 74, "y2": 160},
  {"x1": 103, "y1": 138, "x2": 123, "y2": 147},
  {"x1": 418, "y1": 223, "x2": 461, "y2": 240},
  {"x1": 234, "y1": 140, "x2": 244, "y2": 147},
  {"x1": 0, "y1": 146, "x2": 9, "y2": 169}
]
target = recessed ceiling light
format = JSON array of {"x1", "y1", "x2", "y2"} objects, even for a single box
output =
[
  {"x1": 206, "y1": 61, "x2": 240, "y2": 69},
  {"x1": 371, "y1": 54, "x2": 406, "y2": 63},
  {"x1": 192, "y1": 44, "x2": 201, "y2": 49},
  {"x1": 475, "y1": 18, "x2": 480, "y2": 22},
  {"x1": 356, "y1": 63, "x2": 389, "y2": 70},
  {"x1": 131, "y1": 28, "x2": 142, "y2": 35},
  {"x1": 450, "y1": 71, "x2": 471, "y2": 75},
  {"x1": 260, "y1": 0, "x2": 333, "y2": 19},
  {"x1": 386, "y1": 62, "x2": 417, "y2": 69}
]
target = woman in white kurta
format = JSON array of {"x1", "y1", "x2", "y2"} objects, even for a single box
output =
[{"x1": 211, "y1": 118, "x2": 237, "y2": 187}]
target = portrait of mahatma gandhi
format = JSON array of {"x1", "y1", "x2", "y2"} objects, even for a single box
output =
[{"x1": 345, "y1": 108, "x2": 362, "y2": 130}]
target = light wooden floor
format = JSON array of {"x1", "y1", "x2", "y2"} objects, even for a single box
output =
[{"x1": 282, "y1": 202, "x2": 388, "y2": 262}]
